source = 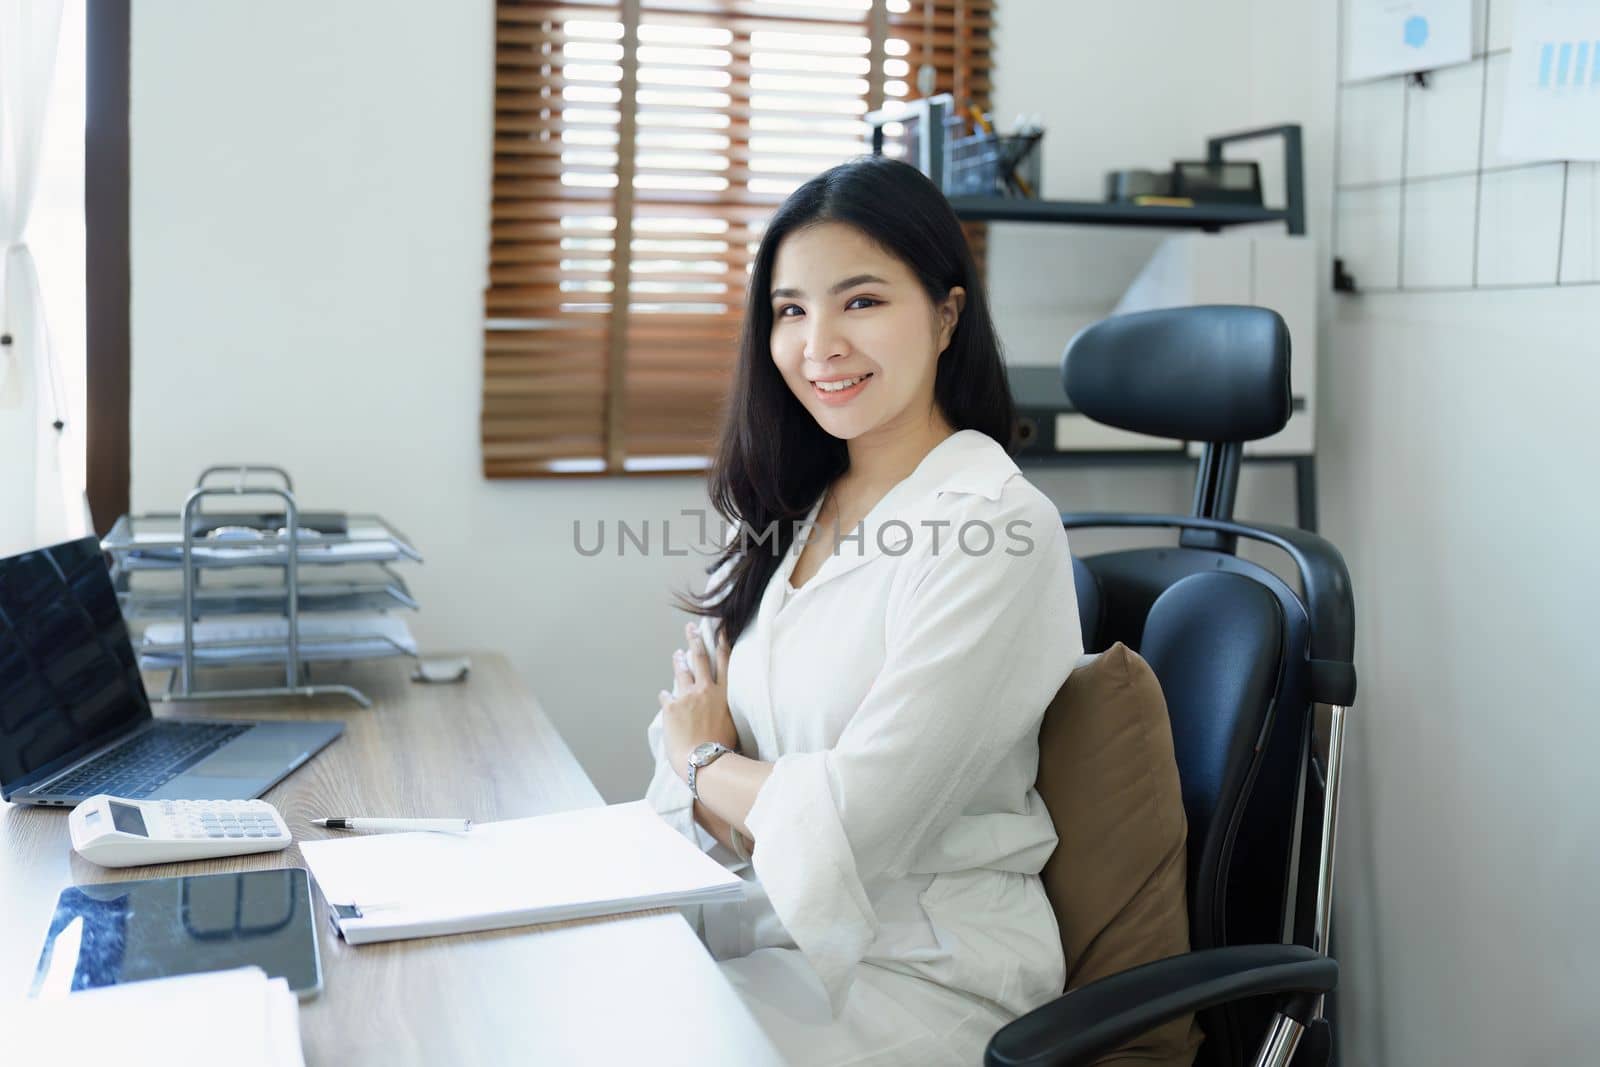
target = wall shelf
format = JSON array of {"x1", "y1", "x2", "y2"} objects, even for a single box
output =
[{"x1": 950, "y1": 197, "x2": 1293, "y2": 231}]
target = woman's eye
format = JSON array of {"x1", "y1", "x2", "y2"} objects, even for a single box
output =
[
  {"x1": 776, "y1": 304, "x2": 803, "y2": 318},
  {"x1": 846, "y1": 296, "x2": 880, "y2": 310}
]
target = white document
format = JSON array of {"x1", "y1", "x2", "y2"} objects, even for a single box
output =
[
  {"x1": 1499, "y1": 0, "x2": 1600, "y2": 161},
  {"x1": 1345, "y1": 0, "x2": 1473, "y2": 81},
  {"x1": 124, "y1": 536, "x2": 416, "y2": 568},
  {"x1": 0, "y1": 967, "x2": 304, "y2": 1067},
  {"x1": 301, "y1": 801, "x2": 746, "y2": 945}
]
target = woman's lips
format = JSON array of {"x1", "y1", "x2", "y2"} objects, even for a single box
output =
[{"x1": 812, "y1": 373, "x2": 873, "y2": 405}]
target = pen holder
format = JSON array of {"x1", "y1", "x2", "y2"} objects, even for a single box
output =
[{"x1": 944, "y1": 130, "x2": 1043, "y2": 199}]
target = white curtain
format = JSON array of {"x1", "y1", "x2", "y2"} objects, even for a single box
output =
[{"x1": 0, "y1": 0, "x2": 67, "y2": 553}]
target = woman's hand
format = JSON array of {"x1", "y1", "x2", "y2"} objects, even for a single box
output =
[{"x1": 660, "y1": 621, "x2": 736, "y2": 783}]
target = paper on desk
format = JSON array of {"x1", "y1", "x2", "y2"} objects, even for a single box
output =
[
  {"x1": 1, "y1": 966, "x2": 304, "y2": 1067},
  {"x1": 126, "y1": 539, "x2": 409, "y2": 564},
  {"x1": 301, "y1": 801, "x2": 746, "y2": 945},
  {"x1": 139, "y1": 615, "x2": 418, "y2": 667}
]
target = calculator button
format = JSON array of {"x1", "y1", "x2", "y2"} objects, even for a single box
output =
[{"x1": 206, "y1": 829, "x2": 225, "y2": 837}]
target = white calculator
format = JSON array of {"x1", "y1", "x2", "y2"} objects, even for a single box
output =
[{"x1": 68, "y1": 795, "x2": 293, "y2": 868}]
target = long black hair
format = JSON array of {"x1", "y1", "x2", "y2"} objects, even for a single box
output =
[{"x1": 682, "y1": 155, "x2": 1015, "y2": 647}]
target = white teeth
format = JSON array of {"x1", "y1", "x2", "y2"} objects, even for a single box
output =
[{"x1": 816, "y1": 375, "x2": 869, "y2": 392}]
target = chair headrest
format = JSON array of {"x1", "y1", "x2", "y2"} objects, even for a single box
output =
[{"x1": 1061, "y1": 306, "x2": 1291, "y2": 443}]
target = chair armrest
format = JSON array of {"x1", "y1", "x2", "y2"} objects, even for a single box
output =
[{"x1": 984, "y1": 944, "x2": 1337, "y2": 1067}]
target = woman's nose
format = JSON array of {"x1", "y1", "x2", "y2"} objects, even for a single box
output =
[{"x1": 803, "y1": 317, "x2": 850, "y2": 362}]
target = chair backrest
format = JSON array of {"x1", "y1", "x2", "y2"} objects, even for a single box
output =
[
  {"x1": 1080, "y1": 554, "x2": 1308, "y2": 1067},
  {"x1": 1058, "y1": 306, "x2": 1355, "y2": 1067}
]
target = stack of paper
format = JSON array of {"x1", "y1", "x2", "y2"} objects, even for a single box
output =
[
  {"x1": 138, "y1": 615, "x2": 418, "y2": 668},
  {"x1": 301, "y1": 801, "x2": 746, "y2": 945},
  {"x1": 125, "y1": 535, "x2": 414, "y2": 567},
  {"x1": 1, "y1": 967, "x2": 303, "y2": 1066}
]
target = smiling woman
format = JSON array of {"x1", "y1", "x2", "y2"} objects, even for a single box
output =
[
  {"x1": 692, "y1": 155, "x2": 1013, "y2": 650},
  {"x1": 770, "y1": 225, "x2": 962, "y2": 437},
  {"x1": 644, "y1": 157, "x2": 1080, "y2": 1066}
]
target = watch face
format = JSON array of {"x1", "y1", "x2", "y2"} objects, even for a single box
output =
[{"x1": 690, "y1": 741, "x2": 722, "y2": 765}]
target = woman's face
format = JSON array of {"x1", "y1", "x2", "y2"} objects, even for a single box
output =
[{"x1": 768, "y1": 222, "x2": 963, "y2": 443}]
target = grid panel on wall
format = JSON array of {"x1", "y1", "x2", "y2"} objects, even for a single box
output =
[{"x1": 1332, "y1": 0, "x2": 1600, "y2": 295}]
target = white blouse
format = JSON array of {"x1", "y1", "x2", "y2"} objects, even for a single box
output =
[{"x1": 646, "y1": 429, "x2": 1082, "y2": 1033}]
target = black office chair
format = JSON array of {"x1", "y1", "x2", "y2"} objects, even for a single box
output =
[{"x1": 985, "y1": 306, "x2": 1357, "y2": 1067}]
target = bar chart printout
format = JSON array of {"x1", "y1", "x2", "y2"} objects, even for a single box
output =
[{"x1": 1500, "y1": 0, "x2": 1600, "y2": 161}]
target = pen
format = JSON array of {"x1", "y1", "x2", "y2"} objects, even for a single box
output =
[{"x1": 312, "y1": 817, "x2": 472, "y2": 833}]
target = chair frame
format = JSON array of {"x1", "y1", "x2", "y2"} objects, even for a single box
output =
[
  {"x1": 988, "y1": 305, "x2": 1356, "y2": 1067},
  {"x1": 987, "y1": 511, "x2": 1354, "y2": 1067}
]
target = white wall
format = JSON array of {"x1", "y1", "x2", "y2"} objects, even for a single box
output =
[{"x1": 1322, "y1": 288, "x2": 1600, "y2": 1066}]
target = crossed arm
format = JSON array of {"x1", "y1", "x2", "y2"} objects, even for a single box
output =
[{"x1": 656, "y1": 619, "x2": 772, "y2": 850}]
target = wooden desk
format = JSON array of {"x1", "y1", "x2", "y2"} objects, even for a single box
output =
[{"x1": 0, "y1": 656, "x2": 783, "y2": 1066}]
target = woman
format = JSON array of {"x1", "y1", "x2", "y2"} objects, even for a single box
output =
[{"x1": 646, "y1": 155, "x2": 1082, "y2": 1066}]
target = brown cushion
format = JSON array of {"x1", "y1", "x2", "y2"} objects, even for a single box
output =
[{"x1": 1036, "y1": 642, "x2": 1204, "y2": 1066}]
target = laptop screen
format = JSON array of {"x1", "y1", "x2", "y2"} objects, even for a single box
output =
[{"x1": 0, "y1": 536, "x2": 151, "y2": 795}]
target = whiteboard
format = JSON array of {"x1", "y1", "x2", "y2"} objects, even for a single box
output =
[{"x1": 1333, "y1": 0, "x2": 1600, "y2": 292}]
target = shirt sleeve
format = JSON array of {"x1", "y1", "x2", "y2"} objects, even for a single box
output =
[
  {"x1": 643, "y1": 554, "x2": 749, "y2": 872},
  {"x1": 645, "y1": 711, "x2": 721, "y2": 853},
  {"x1": 742, "y1": 485, "x2": 1081, "y2": 1013}
]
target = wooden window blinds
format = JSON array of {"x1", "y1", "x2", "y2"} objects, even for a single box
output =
[{"x1": 485, "y1": 0, "x2": 994, "y2": 477}]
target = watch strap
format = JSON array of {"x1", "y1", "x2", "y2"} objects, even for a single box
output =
[{"x1": 687, "y1": 741, "x2": 732, "y2": 801}]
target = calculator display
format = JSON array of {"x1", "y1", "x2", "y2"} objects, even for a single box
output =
[{"x1": 108, "y1": 800, "x2": 148, "y2": 837}]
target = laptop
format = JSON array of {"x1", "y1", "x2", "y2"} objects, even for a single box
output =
[{"x1": 0, "y1": 536, "x2": 343, "y2": 808}]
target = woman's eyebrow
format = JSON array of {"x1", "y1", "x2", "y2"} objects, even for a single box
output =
[{"x1": 770, "y1": 273, "x2": 890, "y2": 300}]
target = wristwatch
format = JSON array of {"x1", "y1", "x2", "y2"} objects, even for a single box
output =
[{"x1": 687, "y1": 741, "x2": 733, "y2": 801}]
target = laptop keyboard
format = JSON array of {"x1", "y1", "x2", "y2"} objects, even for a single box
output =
[{"x1": 43, "y1": 721, "x2": 252, "y2": 799}]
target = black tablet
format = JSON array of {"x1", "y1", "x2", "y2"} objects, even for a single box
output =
[{"x1": 29, "y1": 867, "x2": 323, "y2": 999}]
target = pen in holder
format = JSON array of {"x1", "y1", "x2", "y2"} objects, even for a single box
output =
[{"x1": 866, "y1": 94, "x2": 1044, "y2": 200}]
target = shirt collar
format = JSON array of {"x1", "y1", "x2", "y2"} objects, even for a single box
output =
[
  {"x1": 766, "y1": 430, "x2": 1020, "y2": 612},
  {"x1": 900, "y1": 428, "x2": 1019, "y2": 503}
]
